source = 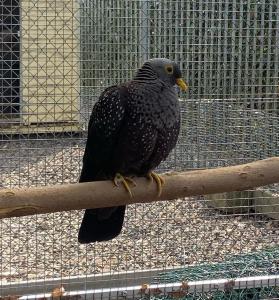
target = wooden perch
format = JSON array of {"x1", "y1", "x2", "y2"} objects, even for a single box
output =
[{"x1": 0, "y1": 157, "x2": 278, "y2": 219}]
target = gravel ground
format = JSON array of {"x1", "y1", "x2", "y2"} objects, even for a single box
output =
[{"x1": 0, "y1": 138, "x2": 278, "y2": 284}]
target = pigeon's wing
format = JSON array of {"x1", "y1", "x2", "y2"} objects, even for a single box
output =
[
  {"x1": 79, "y1": 85, "x2": 126, "y2": 182},
  {"x1": 78, "y1": 85, "x2": 127, "y2": 244}
]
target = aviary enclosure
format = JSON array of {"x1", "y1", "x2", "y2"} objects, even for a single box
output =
[{"x1": 0, "y1": 0, "x2": 279, "y2": 298}]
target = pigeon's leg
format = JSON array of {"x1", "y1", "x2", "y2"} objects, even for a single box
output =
[
  {"x1": 147, "y1": 171, "x2": 165, "y2": 197},
  {"x1": 113, "y1": 173, "x2": 136, "y2": 198}
]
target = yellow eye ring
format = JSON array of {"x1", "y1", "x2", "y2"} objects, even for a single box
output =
[{"x1": 165, "y1": 65, "x2": 173, "y2": 74}]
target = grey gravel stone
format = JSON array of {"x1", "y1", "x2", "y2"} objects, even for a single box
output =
[{"x1": 0, "y1": 138, "x2": 278, "y2": 283}]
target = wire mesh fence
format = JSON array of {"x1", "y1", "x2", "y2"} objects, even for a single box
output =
[{"x1": 0, "y1": 0, "x2": 279, "y2": 298}]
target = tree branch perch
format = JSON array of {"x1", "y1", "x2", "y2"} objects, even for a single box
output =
[{"x1": 0, "y1": 157, "x2": 278, "y2": 219}]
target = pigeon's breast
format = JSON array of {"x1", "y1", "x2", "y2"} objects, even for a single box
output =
[{"x1": 126, "y1": 82, "x2": 180, "y2": 130}]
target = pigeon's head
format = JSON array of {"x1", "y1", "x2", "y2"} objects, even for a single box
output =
[{"x1": 135, "y1": 58, "x2": 188, "y2": 91}]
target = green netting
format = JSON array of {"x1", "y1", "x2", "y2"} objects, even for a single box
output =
[
  {"x1": 144, "y1": 287, "x2": 279, "y2": 300},
  {"x1": 148, "y1": 247, "x2": 279, "y2": 299},
  {"x1": 153, "y1": 247, "x2": 279, "y2": 283}
]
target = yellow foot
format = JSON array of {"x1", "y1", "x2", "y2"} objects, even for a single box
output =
[
  {"x1": 113, "y1": 173, "x2": 136, "y2": 198},
  {"x1": 147, "y1": 171, "x2": 165, "y2": 197}
]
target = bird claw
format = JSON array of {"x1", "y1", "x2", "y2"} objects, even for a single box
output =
[
  {"x1": 147, "y1": 171, "x2": 165, "y2": 197},
  {"x1": 113, "y1": 173, "x2": 136, "y2": 198}
]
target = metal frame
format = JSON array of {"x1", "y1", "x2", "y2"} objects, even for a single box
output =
[{"x1": 3, "y1": 273, "x2": 279, "y2": 299}]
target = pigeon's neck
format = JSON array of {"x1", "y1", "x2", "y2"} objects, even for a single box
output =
[{"x1": 134, "y1": 63, "x2": 158, "y2": 81}]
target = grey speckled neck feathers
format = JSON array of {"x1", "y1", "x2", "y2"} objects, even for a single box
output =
[{"x1": 134, "y1": 62, "x2": 158, "y2": 81}]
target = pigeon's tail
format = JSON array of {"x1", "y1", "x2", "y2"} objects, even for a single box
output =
[{"x1": 78, "y1": 206, "x2": 126, "y2": 243}]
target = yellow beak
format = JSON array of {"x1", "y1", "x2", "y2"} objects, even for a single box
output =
[{"x1": 176, "y1": 78, "x2": 188, "y2": 91}]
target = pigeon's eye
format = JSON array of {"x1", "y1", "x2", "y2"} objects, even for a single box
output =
[{"x1": 165, "y1": 65, "x2": 173, "y2": 74}]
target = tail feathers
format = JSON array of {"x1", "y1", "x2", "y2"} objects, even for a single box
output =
[{"x1": 78, "y1": 206, "x2": 126, "y2": 243}]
